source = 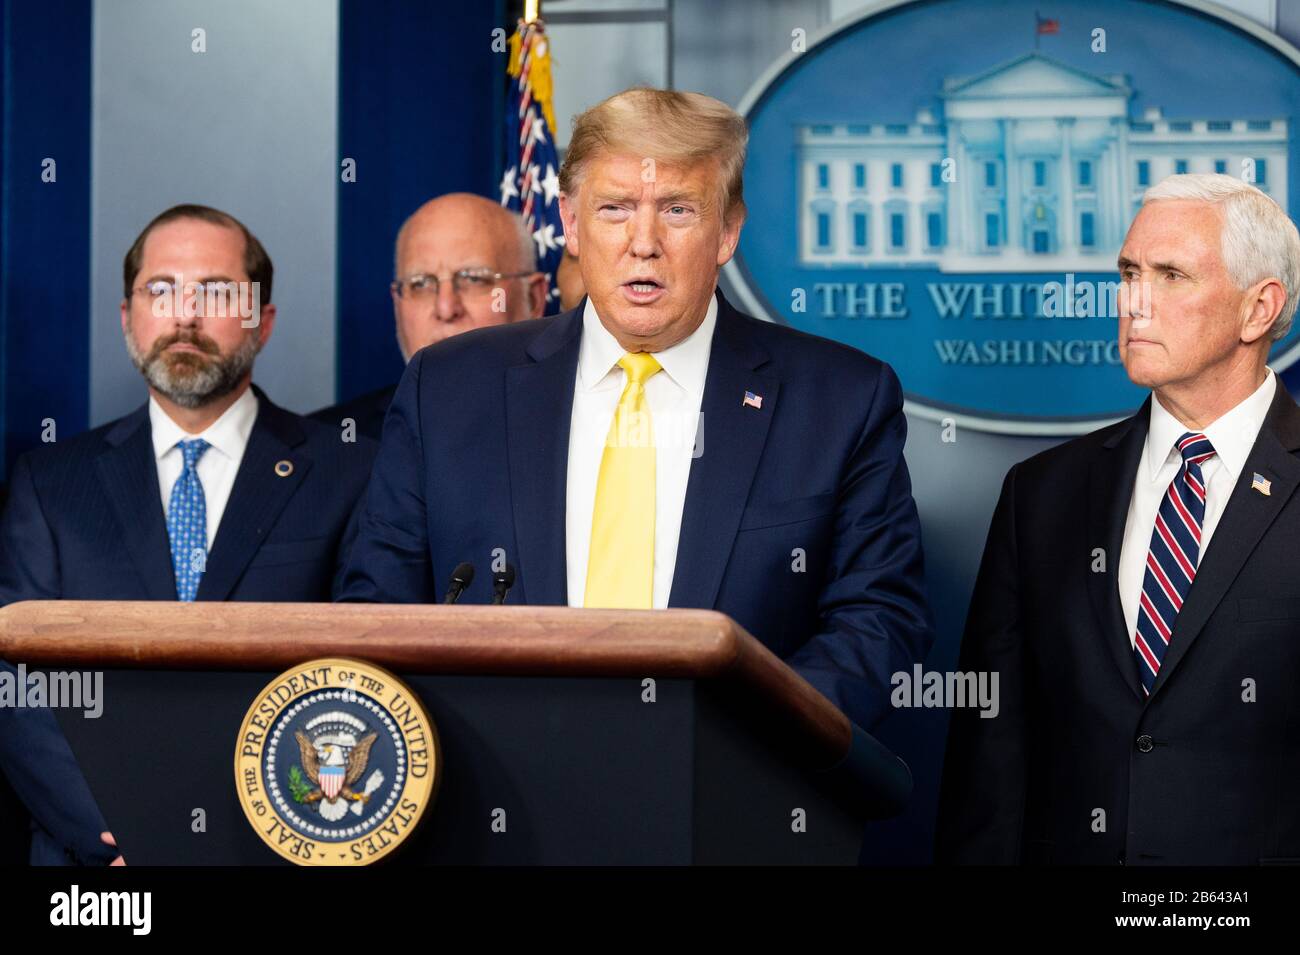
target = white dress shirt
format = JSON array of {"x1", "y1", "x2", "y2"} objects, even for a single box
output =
[
  {"x1": 565, "y1": 295, "x2": 717, "y2": 609},
  {"x1": 1118, "y1": 368, "x2": 1277, "y2": 646},
  {"x1": 150, "y1": 385, "x2": 260, "y2": 550}
]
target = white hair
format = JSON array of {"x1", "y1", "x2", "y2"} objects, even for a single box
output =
[{"x1": 1142, "y1": 173, "x2": 1300, "y2": 340}]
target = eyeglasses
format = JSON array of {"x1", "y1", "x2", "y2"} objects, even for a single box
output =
[
  {"x1": 390, "y1": 269, "x2": 538, "y2": 300},
  {"x1": 131, "y1": 279, "x2": 246, "y2": 316}
]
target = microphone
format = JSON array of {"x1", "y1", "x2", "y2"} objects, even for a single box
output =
[
  {"x1": 491, "y1": 563, "x2": 517, "y2": 605},
  {"x1": 442, "y1": 562, "x2": 475, "y2": 604}
]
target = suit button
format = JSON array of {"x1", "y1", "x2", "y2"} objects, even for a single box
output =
[
  {"x1": 1136, "y1": 734, "x2": 1154, "y2": 753},
  {"x1": 1118, "y1": 851, "x2": 1126, "y2": 865}
]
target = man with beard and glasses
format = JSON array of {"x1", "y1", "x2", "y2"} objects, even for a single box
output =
[{"x1": 0, "y1": 204, "x2": 378, "y2": 865}]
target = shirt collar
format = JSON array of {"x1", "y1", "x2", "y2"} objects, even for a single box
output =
[
  {"x1": 577, "y1": 293, "x2": 718, "y2": 398},
  {"x1": 1145, "y1": 368, "x2": 1277, "y2": 483},
  {"x1": 149, "y1": 385, "x2": 260, "y2": 463}
]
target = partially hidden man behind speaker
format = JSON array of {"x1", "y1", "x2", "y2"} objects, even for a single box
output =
[
  {"x1": 0, "y1": 205, "x2": 378, "y2": 865},
  {"x1": 311, "y1": 194, "x2": 548, "y2": 441},
  {"x1": 937, "y1": 174, "x2": 1300, "y2": 865},
  {"x1": 337, "y1": 87, "x2": 935, "y2": 733}
]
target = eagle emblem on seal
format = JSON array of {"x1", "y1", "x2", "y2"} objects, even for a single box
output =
[{"x1": 291, "y1": 712, "x2": 385, "y2": 821}]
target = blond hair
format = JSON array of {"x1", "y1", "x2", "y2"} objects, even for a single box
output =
[{"x1": 559, "y1": 87, "x2": 748, "y2": 221}]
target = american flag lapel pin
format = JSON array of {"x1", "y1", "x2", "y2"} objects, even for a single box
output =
[
  {"x1": 742, "y1": 390, "x2": 763, "y2": 410},
  {"x1": 1251, "y1": 472, "x2": 1272, "y2": 496}
]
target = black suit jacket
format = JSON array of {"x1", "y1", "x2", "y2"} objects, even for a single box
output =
[
  {"x1": 937, "y1": 382, "x2": 1300, "y2": 865},
  {"x1": 309, "y1": 384, "x2": 396, "y2": 443},
  {"x1": 0, "y1": 384, "x2": 378, "y2": 864}
]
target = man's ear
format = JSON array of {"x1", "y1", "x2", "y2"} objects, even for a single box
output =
[
  {"x1": 256, "y1": 302, "x2": 277, "y2": 347},
  {"x1": 1241, "y1": 277, "x2": 1286, "y2": 345},
  {"x1": 528, "y1": 273, "x2": 548, "y2": 318},
  {"x1": 716, "y1": 206, "x2": 746, "y2": 267},
  {"x1": 120, "y1": 300, "x2": 130, "y2": 335},
  {"x1": 558, "y1": 192, "x2": 580, "y2": 258}
]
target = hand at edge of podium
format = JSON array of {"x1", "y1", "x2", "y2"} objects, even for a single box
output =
[{"x1": 101, "y1": 831, "x2": 125, "y2": 866}]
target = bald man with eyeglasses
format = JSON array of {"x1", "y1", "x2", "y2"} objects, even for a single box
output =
[{"x1": 311, "y1": 193, "x2": 548, "y2": 440}]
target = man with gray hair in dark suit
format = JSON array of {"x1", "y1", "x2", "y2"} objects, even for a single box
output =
[{"x1": 939, "y1": 174, "x2": 1300, "y2": 865}]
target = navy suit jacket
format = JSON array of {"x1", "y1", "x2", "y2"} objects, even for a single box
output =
[
  {"x1": 937, "y1": 384, "x2": 1300, "y2": 864},
  {"x1": 338, "y1": 291, "x2": 933, "y2": 730},
  {"x1": 309, "y1": 384, "x2": 396, "y2": 443},
  {"x1": 0, "y1": 384, "x2": 378, "y2": 864}
]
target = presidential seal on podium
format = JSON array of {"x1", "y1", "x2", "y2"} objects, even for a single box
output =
[{"x1": 234, "y1": 658, "x2": 439, "y2": 865}]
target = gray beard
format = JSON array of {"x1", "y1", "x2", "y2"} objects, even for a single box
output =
[{"x1": 124, "y1": 325, "x2": 261, "y2": 410}]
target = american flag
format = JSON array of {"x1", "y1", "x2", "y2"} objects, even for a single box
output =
[
  {"x1": 742, "y1": 391, "x2": 763, "y2": 410},
  {"x1": 502, "y1": 18, "x2": 565, "y2": 314}
]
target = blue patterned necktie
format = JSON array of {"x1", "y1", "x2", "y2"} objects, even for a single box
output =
[
  {"x1": 168, "y1": 438, "x2": 211, "y2": 602},
  {"x1": 1133, "y1": 431, "x2": 1216, "y2": 695}
]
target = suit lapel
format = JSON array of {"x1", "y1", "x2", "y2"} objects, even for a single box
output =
[
  {"x1": 196, "y1": 388, "x2": 312, "y2": 600},
  {"x1": 95, "y1": 405, "x2": 178, "y2": 600},
  {"x1": 1085, "y1": 400, "x2": 1149, "y2": 700},
  {"x1": 1150, "y1": 383, "x2": 1300, "y2": 696},
  {"x1": 669, "y1": 293, "x2": 778, "y2": 610},
  {"x1": 505, "y1": 308, "x2": 582, "y2": 605}
]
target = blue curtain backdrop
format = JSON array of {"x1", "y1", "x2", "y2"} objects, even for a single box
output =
[
  {"x1": 0, "y1": 0, "x2": 92, "y2": 480},
  {"x1": 334, "y1": 0, "x2": 506, "y2": 404}
]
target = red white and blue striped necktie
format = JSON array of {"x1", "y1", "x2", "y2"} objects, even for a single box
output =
[{"x1": 1133, "y1": 431, "x2": 1217, "y2": 695}]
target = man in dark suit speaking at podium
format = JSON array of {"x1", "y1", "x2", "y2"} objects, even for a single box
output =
[{"x1": 338, "y1": 87, "x2": 933, "y2": 731}]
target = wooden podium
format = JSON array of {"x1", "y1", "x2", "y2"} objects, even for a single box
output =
[{"x1": 0, "y1": 601, "x2": 911, "y2": 865}]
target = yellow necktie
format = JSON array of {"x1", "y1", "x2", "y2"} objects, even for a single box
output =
[{"x1": 584, "y1": 351, "x2": 662, "y2": 608}]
